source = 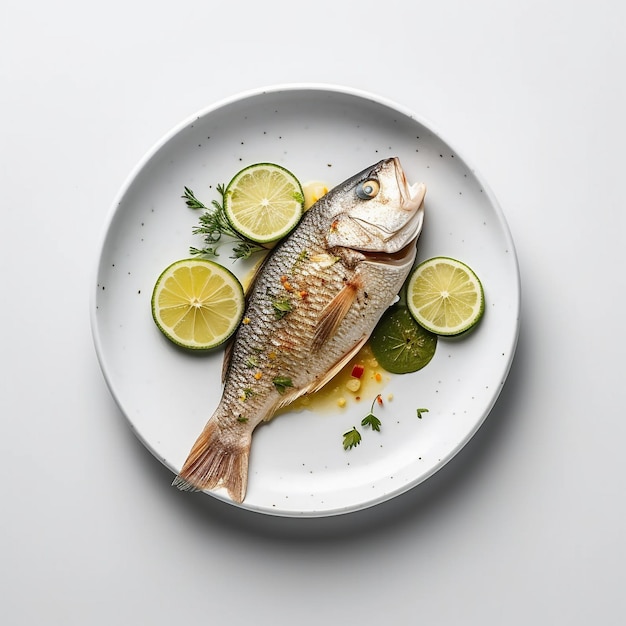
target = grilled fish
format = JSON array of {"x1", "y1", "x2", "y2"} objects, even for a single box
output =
[{"x1": 173, "y1": 157, "x2": 426, "y2": 502}]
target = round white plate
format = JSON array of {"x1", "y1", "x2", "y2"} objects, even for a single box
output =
[{"x1": 91, "y1": 84, "x2": 520, "y2": 517}]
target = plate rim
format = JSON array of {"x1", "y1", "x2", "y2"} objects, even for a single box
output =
[{"x1": 90, "y1": 82, "x2": 521, "y2": 517}]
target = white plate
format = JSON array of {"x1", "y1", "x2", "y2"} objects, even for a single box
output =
[{"x1": 91, "y1": 84, "x2": 520, "y2": 517}]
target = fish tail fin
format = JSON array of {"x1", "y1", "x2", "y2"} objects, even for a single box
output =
[{"x1": 172, "y1": 419, "x2": 250, "y2": 503}]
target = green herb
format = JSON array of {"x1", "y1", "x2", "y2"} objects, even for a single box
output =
[
  {"x1": 343, "y1": 395, "x2": 384, "y2": 450},
  {"x1": 416, "y1": 408, "x2": 429, "y2": 419},
  {"x1": 237, "y1": 415, "x2": 249, "y2": 423},
  {"x1": 245, "y1": 356, "x2": 259, "y2": 368},
  {"x1": 292, "y1": 249, "x2": 309, "y2": 270},
  {"x1": 185, "y1": 185, "x2": 266, "y2": 260},
  {"x1": 181, "y1": 186, "x2": 208, "y2": 211},
  {"x1": 272, "y1": 376, "x2": 293, "y2": 394},
  {"x1": 342, "y1": 427, "x2": 362, "y2": 450},
  {"x1": 240, "y1": 388, "x2": 255, "y2": 401},
  {"x1": 361, "y1": 394, "x2": 383, "y2": 431},
  {"x1": 272, "y1": 297, "x2": 293, "y2": 319},
  {"x1": 361, "y1": 414, "x2": 382, "y2": 431}
]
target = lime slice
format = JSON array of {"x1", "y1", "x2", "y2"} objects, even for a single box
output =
[
  {"x1": 369, "y1": 306, "x2": 437, "y2": 374},
  {"x1": 407, "y1": 257, "x2": 485, "y2": 336},
  {"x1": 151, "y1": 259, "x2": 245, "y2": 350},
  {"x1": 224, "y1": 163, "x2": 304, "y2": 243}
]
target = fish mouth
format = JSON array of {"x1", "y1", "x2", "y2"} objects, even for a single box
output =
[
  {"x1": 394, "y1": 157, "x2": 426, "y2": 214},
  {"x1": 393, "y1": 157, "x2": 426, "y2": 245}
]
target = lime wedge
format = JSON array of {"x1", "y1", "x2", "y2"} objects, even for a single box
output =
[
  {"x1": 151, "y1": 259, "x2": 244, "y2": 350},
  {"x1": 407, "y1": 257, "x2": 484, "y2": 336},
  {"x1": 224, "y1": 163, "x2": 304, "y2": 243},
  {"x1": 369, "y1": 306, "x2": 437, "y2": 374}
]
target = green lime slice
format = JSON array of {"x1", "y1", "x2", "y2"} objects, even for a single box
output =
[
  {"x1": 223, "y1": 162, "x2": 304, "y2": 244},
  {"x1": 407, "y1": 256, "x2": 485, "y2": 336},
  {"x1": 369, "y1": 306, "x2": 437, "y2": 374}
]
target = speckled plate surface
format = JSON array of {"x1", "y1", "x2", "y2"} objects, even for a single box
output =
[{"x1": 91, "y1": 84, "x2": 520, "y2": 517}]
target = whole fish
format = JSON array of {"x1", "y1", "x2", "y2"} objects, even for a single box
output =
[{"x1": 173, "y1": 157, "x2": 426, "y2": 502}]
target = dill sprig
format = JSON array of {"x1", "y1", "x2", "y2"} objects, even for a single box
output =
[{"x1": 184, "y1": 185, "x2": 267, "y2": 260}]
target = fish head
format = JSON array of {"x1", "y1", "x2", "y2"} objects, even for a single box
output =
[{"x1": 324, "y1": 157, "x2": 426, "y2": 263}]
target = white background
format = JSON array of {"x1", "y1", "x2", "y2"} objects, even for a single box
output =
[{"x1": 2, "y1": 1, "x2": 624, "y2": 624}]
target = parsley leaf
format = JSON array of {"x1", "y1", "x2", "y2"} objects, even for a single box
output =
[
  {"x1": 342, "y1": 427, "x2": 362, "y2": 450},
  {"x1": 272, "y1": 297, "x2": 293, "y2": 319},
  {"x1": 272, "y1": 376, "x2": 293, "y2": 394},
  {"x1": 361, "y1": 395, "x2": 383, "y2": 431},
  {"x1": 416, "y1": 408, "x2": 429, "y2": 419},
  {"x1": 361, "y1": 413, "x2": 382, "y2": 431}
]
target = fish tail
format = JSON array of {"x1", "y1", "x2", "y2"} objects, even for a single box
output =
[{"x1": 172, "y1": 419, "x2": 250, "y2": 503}]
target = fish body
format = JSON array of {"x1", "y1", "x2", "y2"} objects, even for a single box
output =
[{"x1": 174, "y1": 157, "x2": 426, "y2": 502}]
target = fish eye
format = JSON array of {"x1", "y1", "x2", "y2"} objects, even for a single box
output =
[{"x1": 355, "y1": 179, "x2": 380, "y2": 200}]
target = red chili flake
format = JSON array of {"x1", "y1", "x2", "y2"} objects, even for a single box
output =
[
  {"x1": 351, "y1": 364, "x2": 365, "y2": 379},
  {"x1": 376, "y1": 394, "x2": 384, "y2": 406}
]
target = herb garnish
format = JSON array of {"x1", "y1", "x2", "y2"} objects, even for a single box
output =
[
  {"x1": 239, "y1": 388, "x2": 255, "y2": 402},
  {"x1": 292, "y1": 249, "x2": 309, "y2": 270},
  {"x1": 342, "y1": 398, "x2": 430, "y2": 449},
  {"x1": 184, "y1": 185, "x2": 266, "y2": 260},
  {"x1": 342, "y1": 427, "x2": 362, "y2": 450},
  {"x1": 343, "y1": 394, "x2": 383, "y2": 450},
  {"x1": 361, "y1": 395, "x2": 383, "y2": 432},
  {"x1": 272, "y1": 297, "x2": 293, "y2": 319},
  {"x1": 272, "y1": 376, "x2": 294, "y2": 394}
]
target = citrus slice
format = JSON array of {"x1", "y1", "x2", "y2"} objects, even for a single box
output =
[
  {"x1": 151, "y1": 259, "x2": 245, "y2": 350},
  {"x1": 369, "y1": 306, "x2": 437, "y2": 374},
  {"x1": 224, "y1": 163, "x2": 304, "y2": 243},
  {"x1": 407, "y1": 257, "x2": 485, "y2": 336}
]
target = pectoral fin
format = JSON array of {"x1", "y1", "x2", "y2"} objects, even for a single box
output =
[{"x1": 312, "y1": 278, "x2": 361, "y2": 352}]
